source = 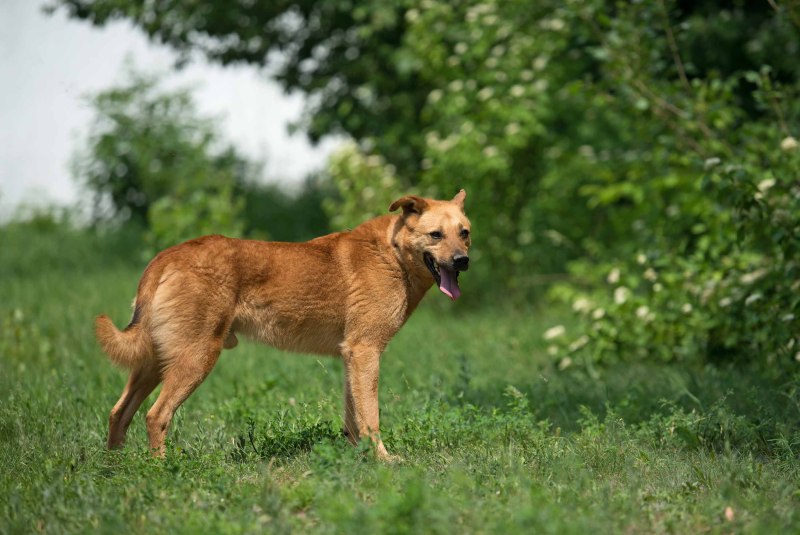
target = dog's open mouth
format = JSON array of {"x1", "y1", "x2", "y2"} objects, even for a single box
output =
[{"x1": 424, "y1": 252, "x2": 461, "y2": 301}]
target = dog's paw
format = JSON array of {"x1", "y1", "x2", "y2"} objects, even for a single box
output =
[
  {"x1": 379, "y1": 452, "x2": 404, "y2": 464},
  {"x1": 375, "y1": 444, "x2": 404, "y2": 463}
]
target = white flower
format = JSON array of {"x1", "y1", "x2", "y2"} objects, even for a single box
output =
[
  {"x1": 739, "y1": 269, "x2": 767, "y2": 285},
  {"x1": 682, "y1": 303, "x2": 693, "y2": 314},
  {"x1": 568, "y1": 336, "x2": 589, "y2": 352},
  {"x1": 782, "y1": 313, "x2": 795, "y2": 322},
  {"x1": 455, "y1": 42, "x2": 468, "y2": 55},
  {"x1": 653, "y1": 283, "x2": 663, "y2": 293},
  {"x1": 704, "y1": 157, "x2": 721, "y2": 170},
  {"x1": 543, "y1": 325, "x2": 566, "y2": 340},
  {"x1": 744, "y1": 293, "x2": 762, "y2": 306},
  {"x1": 505, "y1": 122, "x2": 521, "y2": 136},
  {"x1": 795, "y1": 351, "x2": 800, "y2": 363},
  {"x1": 644, "y1": 268, "x2": 657, "y2": 282},
  {"x1": 781, "y1": 136, "x2": 798, "y2": 151},
  {"x1": 541, "y1": 18, "x2": 564, "y2": 31},
  {"x1": 478, "y1": 87, "x2": 494, "y2": 101},
  {"x1": 719, "y1": 297, "x2": 732, "y2": 308},
  {"x1": 558, "y1": 357, "x2": 573, "y2": 370},
  {"x1": 636, "y1": 305, "x2": 650, "y2": 319},
  {"x1": 592, "y1": 308, "x2": 606, "y2": 320},
  {"x1": 482, "y1": 146, "x2": 499, "y2": 157},
  {"x1": 572, "y1": 297, "x2": 592, "y2": 313},
  {"x1": 614, "y1": 286, "x2": 630, "y2": 305},
  {"x1": 438, "y1": 134, "x2": 459, "y2": 152},
  {"x1": 757, "y1": 178, "x2": 776, "y2": 193},
  {"x1": 636, "y1": 253, "x2": 647, "y2": 265},
  {"x1": 405, "y1": 9, "x2": 419, "y2": 22},
  {"x1": 547, "y1": 345, "x2": 559, "y2": 356},
  {"x1": 448, "y1": 80, "x2": 464, "y2": 92},
  {"x1": 510, "y1": 85, "x2": 525, "y2": 97},
  {"x1": 607, "y1": 268, "x2": 621, "y2": 284}
]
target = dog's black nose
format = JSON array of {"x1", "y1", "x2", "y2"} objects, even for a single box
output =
[{"x1": 453, "y1": 254, "x2": 469, "y2": 271}]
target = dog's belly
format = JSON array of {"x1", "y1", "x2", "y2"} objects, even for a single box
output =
[{"x1": 232, "y1": 302, "x2": 344, "y2": 356}]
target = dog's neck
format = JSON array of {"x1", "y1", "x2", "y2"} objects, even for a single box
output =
[{"x1": 384, "y1": 215, "x2": 435, "y2": 311}]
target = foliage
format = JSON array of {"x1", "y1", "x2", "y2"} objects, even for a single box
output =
[
  {"x1": 146, "y1": 185, "x2": 245, "y2": 254},
  {"x1": 72, "y1": 65, "x2": 256, "y2": 230},
  {"x1": 539, "y1": 5, "x2": 800, "y2": 368},
  {"x1": 324, "y1": 141, "x2": 403, "y2": 230},
  {"x1": 52, "y1": 0, "x2": 431, "y2": 177},
  {"x1": 71, "y1": 65, "x2": 333, "y2": 250},
  {"x1": 2, "y1": 225, "x2": 800, "y2": 532},
  {"x1": 240, "y1": 176, "x2": 333, "y2": 242},
  {"x1": 54, "y1": 0, "x2": 800, "y2": 368}
]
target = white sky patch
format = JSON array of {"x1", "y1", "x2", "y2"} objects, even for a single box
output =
[{"x1": 0, "y1": 0, "x2": 340, "y2": 219}]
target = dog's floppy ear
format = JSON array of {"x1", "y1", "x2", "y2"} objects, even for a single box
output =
[
  {"x1": 451, "y1": 189, "x2": 467, "y2": 212},
  {"x1": 389, "y1": 195, "x2": 428, "y2": 215}
]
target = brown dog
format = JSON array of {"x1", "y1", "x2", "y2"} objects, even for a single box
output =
[{"x1": 97, "y1": 190, "x2": 471, "y2": 460}]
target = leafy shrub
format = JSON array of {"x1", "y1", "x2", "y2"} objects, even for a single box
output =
[
  {"x1": 545, "y1": 63, "x2": 800, "y2": 367},
  {"x1": 146, "y1": 185, "x2": 245, "y2": 253},
  {"x1": 324, "y1": 141, "x2": 404, "y2": 230},
  {"x1": 72, "y1": 65, "x2": 258, "y2": 227}
]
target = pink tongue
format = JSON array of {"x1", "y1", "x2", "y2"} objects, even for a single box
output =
[{"x1": 438, "y1": 267, "x2": 461, "y2": 301}]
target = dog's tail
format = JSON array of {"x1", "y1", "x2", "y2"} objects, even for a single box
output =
[{"x1": 96, "y1": 301, "x2": 154, "y2": 369}]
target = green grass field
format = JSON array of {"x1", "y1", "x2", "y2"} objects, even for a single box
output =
[{"x1": 1, "y1": 225, "x2": 799, "y2": 533}]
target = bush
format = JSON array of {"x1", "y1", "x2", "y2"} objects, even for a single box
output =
[
  {"x1": 145, "y1": 186, "x2": 245, "y2": 253},
  {"x1": 70, "y1": 63, "x2": 264, "y2": 252}
]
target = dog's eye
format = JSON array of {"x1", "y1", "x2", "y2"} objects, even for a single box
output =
[
  {"x1": 460, "y1": 229, "x2": 470, "y2": 239},
  {"x1": 429, "y1": 231, "x2": 443, "y2": 240}
]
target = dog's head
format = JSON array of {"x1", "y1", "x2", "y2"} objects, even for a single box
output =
[{"x1": 389, "y1": 189, "x2": 471, "y2": 300}]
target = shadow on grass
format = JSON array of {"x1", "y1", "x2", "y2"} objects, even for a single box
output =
[
  {"x1": 228, "y1": 417, "x2": 342, "y2": 462},
  {"x1": 408, "y1": 360, "x2": 800, "y2": 458}
]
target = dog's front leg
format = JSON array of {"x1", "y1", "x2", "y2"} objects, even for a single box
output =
[{"x1": 341, "y1": 341, "x2": 393, "y2": 460}]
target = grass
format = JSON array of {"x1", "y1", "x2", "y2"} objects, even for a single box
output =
[{"x1": 1, "y1": 223, "x2": 799, "y2": 533}]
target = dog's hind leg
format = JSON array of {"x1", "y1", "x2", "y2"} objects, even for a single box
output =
[
  {"x1": 107, "y1": 365, "x2": 161, "y2": 449},
  {"x1": 144, "y1": 343, "x2": 221, "y2": 457}
]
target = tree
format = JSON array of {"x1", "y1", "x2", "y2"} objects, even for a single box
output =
[
  {"x1": 73, "y1": 65, "x2": 256, "y2": 226},
  {"x1": 54, "y1": 0, "x2": 430, "y2": 178},
  {"x1": 72, "y1": 65, "x2": 255, "y2": 250}
]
